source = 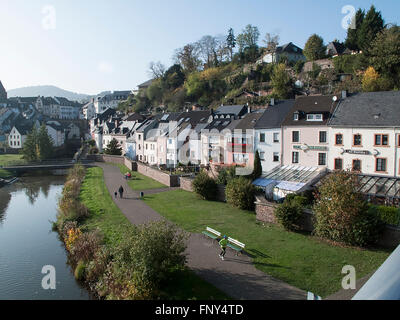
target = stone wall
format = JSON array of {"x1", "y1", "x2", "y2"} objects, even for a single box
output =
[
  {"x1": 180, "y1": 176, "x2": 194, "y2": 192},
  {"x1": 255, "y1": 198, "x2": 400, "y2": 248},
  {"x1": 136, "y1": 162, "x2": 179, "y2": 187}
]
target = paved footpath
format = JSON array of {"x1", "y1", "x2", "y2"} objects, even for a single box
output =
[{"x1": 98, "y1": 163, "x2": 306, "y2": 300}]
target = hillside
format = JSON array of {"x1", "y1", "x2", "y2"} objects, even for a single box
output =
[{"x1": 7, "y1": 85, "x2": 93, "y2": 103}]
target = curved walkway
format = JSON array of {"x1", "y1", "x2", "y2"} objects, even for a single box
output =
[{"x1": 97, "y1": 163, "x2": 306, "y2": 300}]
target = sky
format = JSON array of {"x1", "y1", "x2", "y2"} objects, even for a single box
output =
[{"x1": 0, "y1": 0, "x2": 399, "y2": 95}]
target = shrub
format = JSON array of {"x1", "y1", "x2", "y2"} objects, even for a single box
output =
[
  {"x1": 225, "y1": 176, "x2": 256, "y2": 211},
  {"x1": 370, "y1": 205, "x2": 400, "y2": 226},
  {"x1": 109, "y1": 221, "x2": 188, "y2": 299},
  {"x1": 65, "y1": 227, "x2": 82, "y2": 252},
  {"x1": 192, "y1": 171, "x2": 218, "y2": 201},
  {"x1": 275, "y1": 195, "x2": 306, "y2": 231},
  {"x1": 70, "y1": 230, "x2": 103, "y2": 264},
  {"x1": 314, "y1": 171, "x2": 384, "y2": 246},
  {"x1": 216, "y1": 166, "x2": 236, "y2": 185},
  {"x1": 58, "y1": 198, "x2": 89, "y2": 222},
  {"x1": 74, "y1": 260, "x2": 87, "y2": 281},
  {"x1": 86, "y1": 246, "x2": 112, "y2": 284}
]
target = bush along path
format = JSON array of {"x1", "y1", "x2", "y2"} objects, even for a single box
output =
[
  {"x1": 55, "y1": 164, "x2": 228, "y2": 300},
  {"x1": 97, "y1": 162, "x2": 306, "y2": 300}
]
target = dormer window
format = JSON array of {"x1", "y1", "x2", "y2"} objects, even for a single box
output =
[
  {"x1": 307, "y1": 114, "x2": 323, "y2": 121},
  {"x1": 293, "y1": 112, "x2": 299, "y2": 121}
]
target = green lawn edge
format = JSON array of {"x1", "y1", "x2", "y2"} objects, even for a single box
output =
[{"x1": 143, "y1": 189, "x2": 392, "y2": 298}]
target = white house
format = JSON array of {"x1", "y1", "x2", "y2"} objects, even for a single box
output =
[
  {"x1": 259, "y1": 42, "x2": 305, "y2": 64},
  {"x1": 46, "y1": 122, "x2": 65, "y2": 147},
  {"x1": 8, "y1": 123, "x2": 34, "y2": 149},
  {"x1": 253, "y1": 100, "x2": 295, "y2": 173},
  {"x1": 328, "y1": 91, "x2": 400, "y2": 178}
]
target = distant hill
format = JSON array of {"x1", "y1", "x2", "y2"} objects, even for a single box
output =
[{"x1": 7, "y1": 85, "x2": 93, "y2": 103}]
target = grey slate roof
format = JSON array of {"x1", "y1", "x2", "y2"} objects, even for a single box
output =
[
  {"x1": 215, "y1": 105, "x2": 248, "y2": 117},
  {"x1": 254, "y1": 100, "x2": 295, "y2": 129},
  {"x1": 329, "y1": 91, "x2": 400, "y2": 127}
]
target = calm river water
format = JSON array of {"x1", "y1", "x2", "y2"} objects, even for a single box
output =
[{"x1": 0, "y1": 176, "x2": 90, "y2": 300}]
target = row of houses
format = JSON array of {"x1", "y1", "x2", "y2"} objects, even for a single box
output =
[
  {"x1": 90, "y1": 90, "x2": 400, "y2": 202},
  {"x1": 8, "y1": 120, "x2": 81, "y2": 149},
  {"x1": 83, "y1": 91, "x2": 133, "y2": 120}
]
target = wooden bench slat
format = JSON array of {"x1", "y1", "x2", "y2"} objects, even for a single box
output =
[{"x1": 202, "y1": 231, "x2": 219, "y2": 239}]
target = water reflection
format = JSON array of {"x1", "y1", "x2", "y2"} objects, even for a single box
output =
[{"x1": 0, "y1": 176, "x2": 89, "y2": 300}]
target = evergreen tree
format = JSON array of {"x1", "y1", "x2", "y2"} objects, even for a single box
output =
[
  {"x1": 38, "y1": 124, "x2": 54, "y2": 160},
  {"x1": 226, "y1": 28, "x2": 236, "y2": 60},
  {"x1": 104, "y1": 138, "x2": 122, "y2": 156},
  {"x1": 22, "y1": 126, "x2": 38, "y2": 162},
  {"x1": 345, "y1": 8, "x2": 365, "y2": 51},
  {"x1": 357, "y1": 5, "x2": 384, "y2": 52},
  {"x1": 303, "y1": 34, "x2": 326, "y2": 61},
  {"x1": 253, "y1": 150, "x2": 262, "y2": 180}
]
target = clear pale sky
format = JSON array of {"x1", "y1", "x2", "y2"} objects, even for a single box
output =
[{"x1": 0, "y1": 0, "x2": 399, "y2": 95}]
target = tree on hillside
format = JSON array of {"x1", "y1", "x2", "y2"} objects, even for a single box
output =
[
  {"x1": 236, "y1": 24, "x2": 260, "y2": 52},
  {"x1": 163, "y1": 64, "x2": 186, "y2": 90},
  {"x1": 263, "y1": 33, "x2": 279, "y2": 52},
  {"x1": 358, "y1": 5, "x2": 384, "y2": 52},
  {"x1": 362, "y1": 66, "x2": 381, "y2": 92},
  {"x1": 226, "y1": 28, "x2": 236, "y2": 60},
  {"x1": 148, "y1": 61, "x2": 166, "y2": 79},
  {"x1": 146, "y1": 79, "x2": 164, "y2": 106},
  {"x1": 345, "y1": 8, "x2": 365, "y2": 51},
  {"x1": 369, "y1": 25, "x2": 400, "y2": 88},
  {"x1": 303, "y1": 34, "x2": 326, "y2": 61},
  {"x1": 197, "y1": 35, "x2": 219, "y2": 68},
  {"x1": 104, "y1": 138, "x2": 122, "y2": 156},
  {"x1": 174, "y1": 44, "x2": 202, "y2": 73},
  {"x1": 38, "y1": 124, "x2": 54, "y2": 160},
  {"x1": 271, "y1": 63, "x2": 292, "y2": 99}
]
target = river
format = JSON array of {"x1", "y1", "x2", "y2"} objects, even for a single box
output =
[{"x1": 0, "y1": 176, "x2": 90, "y2": 300}]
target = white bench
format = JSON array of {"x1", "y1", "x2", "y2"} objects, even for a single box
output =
[
  {"x1": 202, "y1": 227, "x2": 221, "y2": 240},
  {"x1": 227, "y1": 237, "x2": 245, "y2": 255}
]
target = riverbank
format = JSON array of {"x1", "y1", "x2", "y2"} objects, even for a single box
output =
[{"x1": 55, "y1": 165, "x2": 229, "y2": 300}]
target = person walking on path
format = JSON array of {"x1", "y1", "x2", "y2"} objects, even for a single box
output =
[
  {"x1": 118, "y1": 185, "x2": 124, "y2": 199},
  {"x1": 114, "y1": 191, "x2": 118, "y2": 199},
  {"x1": 219, "y1": 235, "x2": 228, "y2": 260}
]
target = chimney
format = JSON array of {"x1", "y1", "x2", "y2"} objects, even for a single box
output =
[
  {"x1": 270, "y1": 98, "x2": 275, "y2": 106},
  {"x1": 341, "y1": 90, "x2": 347, "y2": 99}
]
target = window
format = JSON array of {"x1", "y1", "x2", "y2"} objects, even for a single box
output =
[
  {"x1": 335, "y1": 134, "x2": 343, "y2": 146},
  {"x1": 319, "y1": 131, "x2": 327, "y2": 143},
  {"x1": 292, "y1": 131, "x2": 300, "y2": 143},
  {"x1": 273, "y1": 133, "x2": 279, "y2": 143},
  {"x1": 375, "y1": 134, "x2": 389, "y2": 146},
  {"x1": 292, "y1": 152, "x2": 299, "y2": 164},
  {"x1": 318, "y1": 153, "x2": 327, "y2": 166},
  {"x1": 293, "y1": 112, "x2": 299, "y2": 121},
  {"x1": 273, "y1": 152, "x2": 279, "y2": 162},
  {"x1": 260, "y1": 133, "x2": 265, "y2": 143},
  {"x1": 334, "y1": 158, "x2": 343, "y2": 170},
  {"x1": 398, "y1": 135, "x2": 400, "y2": 147},
  {"x1": 376, "y1": 158, "x2": 387, "y2": 172},
  {"x1": 353, "y1": 134, "x2": 362, "y2": 146},
  {"x1": 168, "y1": 139, "x2": 173, "y2": 144},
  {"x1": 352, "y1": 159, "x2": 361, "y2": 172},
  {"x1": 259, "y1": 152, "x2": 265, "y2": 160},
  {"x1": 307, "y1": 114, "x2": 323, "y2": 121}
]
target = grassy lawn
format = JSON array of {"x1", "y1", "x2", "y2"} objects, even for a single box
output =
[
  {"x1": 113, "y1": 164, "x2": 168, "y2": 191},
  {"x1": 79, "y1": 167, "x2": 229, "y2": 300},
  {"x1": 143, "y1": 189, "x2": 392, "y2": 298},
  {"x1": 0, "y1": 154, "x2": 24, "y2": 167}
]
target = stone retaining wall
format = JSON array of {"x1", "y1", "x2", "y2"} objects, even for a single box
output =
[
  {"x1": 136, "y1": 162, "x2": 179, "y2": 187},
  {"x1": 255, "y1": 198, "x2": 400, "y2": 248}
]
